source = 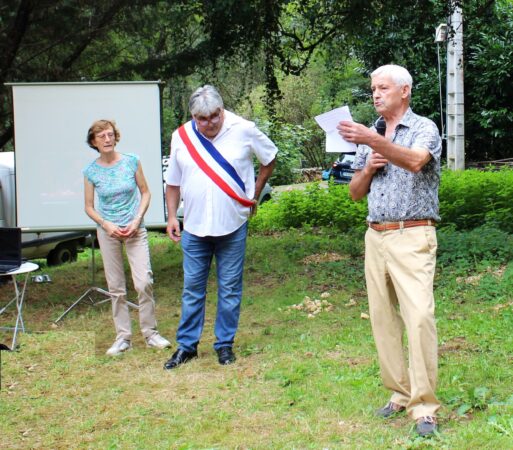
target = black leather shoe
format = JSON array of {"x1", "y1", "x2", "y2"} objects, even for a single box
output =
[
  {"x1": 375, "y1": 401, "x2": 406, "y2": 418},
  {"x1": 416, "y1": 416, "x2": 438, "y2": 437},
  {"x1": 216, "y1": 346, "x2": 236, "y2": 365},
  {"x1": 163, "y1": 348, "x2": 197, "y2": 370}
]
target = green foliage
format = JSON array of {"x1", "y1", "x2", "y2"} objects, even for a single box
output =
[
  {"x1": 242, "y1": 57, "x2": 372, "y2": 170},
  {"x1": 309, "y1": 54, "x2": 376, "y2": 127},
  {"x1": 489, "y1": 414, "x2": 513, "y2": 437},
  {"x1": 439, "y1": 168, "x2": 513, "y2": 232},
  {"x1": 250, "y1": 182, "x2": 368, "y2": 232},
  {"x1": 465, "y1": 0, "x2": 513, "y2": 159},
  {"x1": 339, "y1": 0, "x2": 447, "y2": 127},
  {"x1": 474, "y1": 262, "x2": 513, "y2": 302},
  {"x1": 345, "y1": 0, "x2": 513, "y2": 161},
  {"x1": 456, "y1": 387, "x2": 493, "y2": 416},
  {"x1": 0, "y1": 0, "x2": 285, "y2": 149},
  {"x1": 437, "y1": 226, "x2": 513, "y2": 270},
  {"x1": 253, "y1": 168, "x2": 513, "y2": 234},
  {"x1": 3, "y1": 0, "x2": 513, "y2": 164},
  {"x1": 254, "y1": 120, "x2": 309, "y2": 185}
]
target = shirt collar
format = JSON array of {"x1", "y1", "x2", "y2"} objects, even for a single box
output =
[
  {"x1": 214, "y1": 110, "x2": 239, "y2": 139},
  {"x1": 397, "y1": 107, "x2": 414, "y2": 129},
  {"x1": 374, "y1": 107, "x2": 413, "y2": 133}
]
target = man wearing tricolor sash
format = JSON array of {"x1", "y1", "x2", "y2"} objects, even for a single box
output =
[{"x1": 163, "y1": 85, "x2": 277, "y2": 369}]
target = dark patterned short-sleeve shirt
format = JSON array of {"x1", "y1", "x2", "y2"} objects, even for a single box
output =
[{"x1": 352, "y1": 108, "x2": 441, "y2": 222}]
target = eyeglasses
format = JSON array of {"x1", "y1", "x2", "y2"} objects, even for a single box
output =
[
  {"x1": 95, "y1": 132, "x2": 115, "y2": 141},
  {"x1": 195, "y1": 112, "x2": 221, "y2": 127}
]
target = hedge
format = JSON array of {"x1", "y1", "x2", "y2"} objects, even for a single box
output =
[{"x1": 250, "y1": 168, "x2": 513, "y2": 233}]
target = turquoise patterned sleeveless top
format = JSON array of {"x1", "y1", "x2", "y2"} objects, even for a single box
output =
[{"x1": 83, "y1": 153, "x2": 141, "y2": 227}]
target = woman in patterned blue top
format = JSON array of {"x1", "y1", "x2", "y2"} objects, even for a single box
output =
[{"x1": 84, "y1": 119, "x2": 170, "y2": 356}]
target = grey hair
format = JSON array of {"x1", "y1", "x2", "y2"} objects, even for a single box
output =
[
  {"x1": 189, "y1": 85, "x2": 224, "y2": 116},
  {"x1": 371, "y1": 64, "x2": 413, "y2": 89}
]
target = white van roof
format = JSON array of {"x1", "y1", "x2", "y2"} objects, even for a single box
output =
[{"x1": 0, "y1": 152, "x2": 14, "y2": 173}]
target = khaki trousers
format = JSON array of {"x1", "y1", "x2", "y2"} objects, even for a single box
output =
[
  {"x1": 365, "y1": 226, "x2": 440, "y2": 419},
  {"x1": 97, "y1": 227, "x2": 157, "y2": 341}
]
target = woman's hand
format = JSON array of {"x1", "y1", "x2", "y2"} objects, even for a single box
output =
[
  {"x1": 118, "y1": 218, "x2": 141, "y2": 239},
  {"x1": 103, "y1": 221, "x2": 122, "y2": 238},
  {"x1": 102, "y1": 220, "x2": 124, "y2": 238}
]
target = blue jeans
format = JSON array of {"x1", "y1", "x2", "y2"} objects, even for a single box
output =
[{"x1": 177, "y1": 222, "x2": 248, "y2": 352}]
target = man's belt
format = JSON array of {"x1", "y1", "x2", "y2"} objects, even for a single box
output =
[{"x1": 368, "y1": 219, "x2": 436, "y2": 232}]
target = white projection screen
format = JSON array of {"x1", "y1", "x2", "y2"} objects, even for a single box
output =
[{"x1": 8, "y1": 82, "x2": 166, "y2": 231}]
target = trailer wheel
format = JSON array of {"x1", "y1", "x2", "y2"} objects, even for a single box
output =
[{"x1": 47, "y1": 242, "x2": 78, "y2": 266}]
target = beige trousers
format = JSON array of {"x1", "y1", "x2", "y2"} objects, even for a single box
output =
[
  {"x1": 97, "y1": 227, "x2": 157, "y2": 341},
  {"x1": 365, "y1": 226, "x2": 440, "y2": 419}
]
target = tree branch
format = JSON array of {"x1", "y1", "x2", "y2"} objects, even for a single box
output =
[
  {"x1": 0, "y1": 0, "x2": 37, "y2": 83},
  {"x1": 57, "y1": 0, "x2": 133, "y2": 77},
  {"x1": 0, "y1": 124, "x2": 13, "y2": 150}
]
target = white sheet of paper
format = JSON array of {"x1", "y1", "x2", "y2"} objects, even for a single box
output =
[{"x1": 314, "y1": 106, "x2": 358, "y2": 153}]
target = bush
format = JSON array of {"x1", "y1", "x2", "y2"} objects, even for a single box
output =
[
  {"x1": 252, "y1": 168, "x2": 513, "y2": 233},
  {"x1": 439, "y1": 168, "x2": 513, "y2": 232},
  {"x1": 250, "y1": 182, "x2": 368, "y2": 232},
  {"x1": 437, "y1": 225, "x2": 513, "y2": 269},
  {"x1": 255, "y1": 120, "x2": 314, "y2": 186}
]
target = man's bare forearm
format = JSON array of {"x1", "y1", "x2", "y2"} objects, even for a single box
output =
[
  {"x1": 254, "y1": 158, "x2": 276, "y2": 200},
  {"x1": 349, "y1": 169, "x2": 374, "y2": 201}
]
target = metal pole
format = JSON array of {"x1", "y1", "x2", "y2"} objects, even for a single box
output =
[
  {"x1": 446, "y1": 1, "x2": 465, "y2": 170},
  {"x1": 435, "y1": 23, "x2": 448, "y2": 139},
  {"x1": 53, "y1": 232, "x2": 139, "y2": 324}
]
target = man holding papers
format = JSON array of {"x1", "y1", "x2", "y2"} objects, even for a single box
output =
[
  {"x1": 164, "y1": 85, "x2": 277, "y2": 369},
  {"x1": 338, "y1": 65, "x2": 442, "y2": 437}
]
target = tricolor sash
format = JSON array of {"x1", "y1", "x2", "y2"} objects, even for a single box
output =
[{"x1": 178, "y1": 121, "x2": 254, "y2": 207}]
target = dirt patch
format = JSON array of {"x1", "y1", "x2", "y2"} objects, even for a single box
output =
[
  {"x1": 492, "y1": 302, "x2": 513, "y2": 312},
  {"x1": 344, "y1": 356, "x2": 372, "y2": 366},
  {"x1": 439, "y1": 336, "x2": 478, "y2": 354},
  {"x1": 302, "y1": 253, "x2": 347, "y2": 265},
  {"x1": 325, "y1": 352, "x2": 372, "y2": 366},
  {"x1": 456, "y1": 274, "x2": 483, "y2": 285},
  {"x1": 456, "y1": 264, "x2": 507, "y2": 285}
]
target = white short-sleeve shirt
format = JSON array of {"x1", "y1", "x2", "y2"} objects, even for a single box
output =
[{"x1": 165, "y1": 110, "x2": 278, "y2": 237}]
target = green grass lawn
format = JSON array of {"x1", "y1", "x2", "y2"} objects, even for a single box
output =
[{"x1": 1, "y1": 229, "x2": 512, "y2": 449}]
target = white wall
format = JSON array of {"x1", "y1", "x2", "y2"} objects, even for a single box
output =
[{"x1": 9, "y1": 82, "x2": 165, "y2": 231}]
